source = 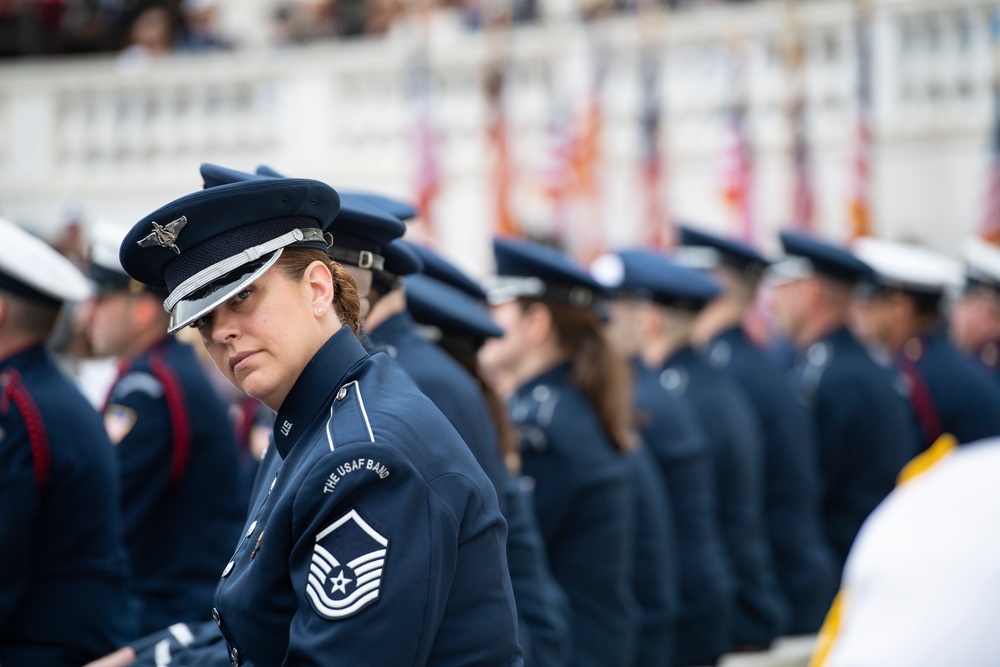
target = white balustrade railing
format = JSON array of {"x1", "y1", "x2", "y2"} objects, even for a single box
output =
[{"x1": 0, "y1": 0, "x2": 997, "y2": 268}]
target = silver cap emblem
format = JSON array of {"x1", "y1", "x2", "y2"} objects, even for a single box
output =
[{"x1": 137, "y1": 216, "x2": 188, "y2": 254}]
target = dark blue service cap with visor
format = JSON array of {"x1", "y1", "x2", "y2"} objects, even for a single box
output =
[
  {"x1": 120, "y1": 175, "x2": 340, "y2": 334},
  {"x1": 259, "y1": 166, "x2": 419, "y2": 224},
  {"x1": 489, "y1": 236, "x2": 607, "y2": 309},
  {"x1": 403, "y1": 242, "x2": 487, "y2": 302},
  {"x1": 677, "y1": 224, "x2": 770, "y2": 280},
  {"x1": 590, "y1": 248, "x2": 721, "y2": 312},
  {"x1": 249, "y1": 165, "x2": 406, "y2": 271},
  {"x1": 406, "y1": 273, "x2": 503, "y2": 344},
  {"x1": 773, "y1": 231, "x2": 874, "y2": 286}
]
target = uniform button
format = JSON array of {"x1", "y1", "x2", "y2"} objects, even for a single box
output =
[
  {"x1": 230, "y1": 646, "x2": 240, "y2": 666},
  {"x1": 223, "y1": 561, "x2": 234, "y2": 577},
  {"x1": 212, "y1": 608, "x2": 221, "y2": 626},
  {"x1": 337, "y1": 386, "x2": 347, "y2": 400},
  {"x1": 246, "y1": 520, "x2": 257, "y2": 538}
]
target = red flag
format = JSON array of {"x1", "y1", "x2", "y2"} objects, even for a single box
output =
[
  {"x1": 485, "y1": 66, "x2": 517, "y2": 237},
  {"x1": 982, "y1": 87, "x2": 1000, "y2": 246},
  {"x1": 640, "y1": 51, "x2": 671, "y2": 249},
  {"x1": 791, "y1": 109, "x2": 814, "y2": 231},
  {"x1": 849, "y1": 6, "x2": 873, "y2": 239},
  {"x1": 721, "y1": 101, "x2": 754, "y2": 243}
]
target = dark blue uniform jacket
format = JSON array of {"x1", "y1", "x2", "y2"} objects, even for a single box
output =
[
  {"x1": 789, "y1": 327, "x2": 918, "y2": 570},
  {"x1": 368, "y1": 310, "x2": 569, "y2": 667},
  {"x1": 626, "y1": 443, "x2": 677, "y2": 667},
  {"x1": 510, "y1": 363, "x2": 635, "y2": 667},
  {"x1": 105, "y1": 336, "x2": 244, "y2": 634},
  {"x1": 212, "y1": 327, "x2": 521, "y2": 666},
  {"x1": 663, "y1": 346, "x2": 787, "y2": 649},
  {"x1": 633, "y1": 360, "x2": 732, "y2": 667},
  {"x1": 368, "y1": 312, "x2": 511, "y2": 512},
  {"x1": 898, "y1": 333, "x2": 1000, "y2": 449},
  {"x1": 707, "y1": 326, "x2": 838, "y2": 633},
  {"x1": 0, "y1": 345, "x2": 136, "y2": 667}
]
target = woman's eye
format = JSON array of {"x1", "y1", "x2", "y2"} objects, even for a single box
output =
[{"x1": 233, "y1": 287, "x2": 253, "y2": 304}]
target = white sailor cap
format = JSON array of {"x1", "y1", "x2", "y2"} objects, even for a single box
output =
[
  {"x1": 851, "y1": 237, "x2": 962, "y2": 297},
  {"x1": 962, "y1": 237, "x2": 1000, "y2": 292},
  {"x1": 0, "y1": 216, "x2": 91, "y2": 305}
]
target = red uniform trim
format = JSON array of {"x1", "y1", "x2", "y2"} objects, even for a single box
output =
[{"x1": 0, "y1": 369, "x2": 51, "y2": 489}]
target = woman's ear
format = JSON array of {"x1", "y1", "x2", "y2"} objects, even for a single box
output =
[{"x1": 305, "y1": 260, "x2": 335, "y2": 313}]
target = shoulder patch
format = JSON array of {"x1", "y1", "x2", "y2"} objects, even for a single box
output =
[
  {"x1": 306, "y1": 509, "x2": 388, "y2": 620},
  {"x1": 105, "y1": 404, "x2": 138, "y2": 445},
  {"x1": 113, "y1": 371, "x2": 164, "y2": 401}
]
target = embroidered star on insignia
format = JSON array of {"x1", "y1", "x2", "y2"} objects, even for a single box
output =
[
  {"x1": 306, "y1": 509, "x2": 388, "y2": 620},
  {"x1": 137, "y1": 215, "x2": 188, "y2": 254}
]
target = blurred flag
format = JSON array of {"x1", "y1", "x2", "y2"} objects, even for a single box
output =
[
  {"x1": 485, "y1": 65, "x2": 518, "y2": 236},
  {"x1": 981, "y1": 90, "x2": 1000, "y2": 245},
  {"x1": 785, "y1": 23, "x2": 813, "y2": 231},
  {"x1": 721, "y1": 101, "x2": 754, "y2": 243},
  {"x1": 721, "y1": 43, "x2": 754, "y2": 243},
  {"x1": 848, "y1": 1, "x2": 873, "y2": 239},
  {"x1": 981, "y1": 10, "x2": 1000, "y2": 246},
  {"x1": 640, "y1": 48, "x2": 672, "y2": 249},
  {"x1": 410, "y1": 43, "x2": 440, "y2": 237}
]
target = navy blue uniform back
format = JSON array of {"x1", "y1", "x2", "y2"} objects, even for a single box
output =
[
  {"x1": 369, "y1": 309, "x2": 569, "y2": 666},
  {"x1": 510, "y1": 364, "x2": 635, "y2": 667},
  {"x1": 626, "y1": 443, "x2": 678, "y2": 667},
  {"x1": 789, "y1": 327, "x2": 918, "y2": 570},
  {"x1": 105, "y1": 336, "x2": 244, "y2": 633},
  {"x1": 633, "y1": 361, "x2": 732, "y2": 667},
  {"x1": 0, "y1": 345, "x2": 136, "y2": 666},
  {"x1": 898, "y1": 333, "x2": 1000, "y2": 448},
  {"x1": 707, "y1": 326, "x2": 838, "y2": 633},
  {"x1": 503, "y1": 477, "x2": 573, "y2": 667},
  {"x1": 664, "y1": 346, "x2": 788, "y2": 648},
  {"x1": 367, "y1": 311, "x2": 511, "y2": 510},
  {"x1": 213, "y1": 328, "x2": 521, "y2": 665}
]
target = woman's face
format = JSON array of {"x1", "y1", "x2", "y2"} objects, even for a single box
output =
[
  {"x1": 196, "y1": 264, "x2": 328, "y2": 411},
  {"x1": 480, "y1": 300, "x2": 531, "y2": 379}
]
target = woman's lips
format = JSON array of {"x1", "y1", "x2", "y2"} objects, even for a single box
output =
[{"x1": 229, "y1": 350, "x2": 259, "y2": 373}]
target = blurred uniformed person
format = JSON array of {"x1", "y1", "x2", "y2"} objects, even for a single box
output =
[
  {"x1": 769, "y1": 232, "x2": 917, "y2": 571},
  {"x1": 0, "y1": 217, "x2": 136, "y2": 666},
  {"x1": 678, "y1": 226, "x2": 838, "y2": 634},
  {"x1": 593, "y1": 251, "x2": 731, "y2": 667},
  {"x1": 86, "y1": 222, "x2": 245, "y2": 634},
  {"x1": 952, "y1": 238, "x2": 1000, "y2": 386},
  {"x1": 598, "y1": 249, "x2": 785, "y2": 656},
  {"x1": 852, "y1": 237, "x2": 1000, "y2": 450},
  {"x1": 114, "y1": 171, "x2": 521, "y2": 665},
  {"x1": 587, "y1": 257, "x2": 680, "y2": 667},
  {"x1": 481, "y1": 237, "x2": 636, "y2": 667},
  {"x1": 406, "y1": 268, "x2": 573, "y2": 667}
]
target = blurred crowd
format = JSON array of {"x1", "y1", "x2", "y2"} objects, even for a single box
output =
[{"x1": 0, "y1": 0, "x2": 757, "y2": 59}]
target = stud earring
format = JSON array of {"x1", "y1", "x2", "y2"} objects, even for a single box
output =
[{"x1": 316, "y1": 307, "x2": 324, "y2": 314}]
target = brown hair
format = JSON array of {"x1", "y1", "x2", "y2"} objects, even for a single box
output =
[
  {"x1": 524, "y1": 299, "x2": 636, "y2": 453},
  {"x1": 275, "y1": 248, "x2": 362, "y2": 339},
  {"x1": 440, "y1": 338, "x2": 522, "y2": 473}
]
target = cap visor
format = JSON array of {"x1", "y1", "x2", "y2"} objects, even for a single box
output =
[{"x1": 167, "y1": 248, "x2": 283, "y2": 334}]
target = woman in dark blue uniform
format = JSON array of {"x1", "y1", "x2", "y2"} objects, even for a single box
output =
[
  {"x1": 117, "y1": 176, "x2": 522, "y2": 666},
  {"x1": 481, "y1": 237, "x2": 636, "y2": 667}
]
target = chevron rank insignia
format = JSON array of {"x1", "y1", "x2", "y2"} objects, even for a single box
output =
[
  {"x1": 137, "y1": 216, "x2": 187, "y2": 254},
  {"x1": 306, "y1": 509, "x2": 388, "y2": 620}
]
